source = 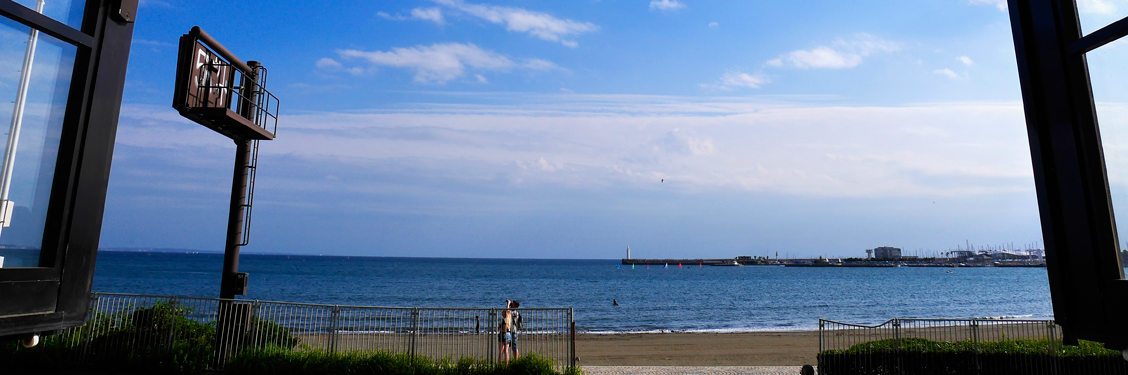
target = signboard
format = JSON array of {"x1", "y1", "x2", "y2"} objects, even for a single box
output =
[
  {"x1": 172, "y1": 27, "x2": 276, "y2": 141},
  {"x1": 185, "y1": 40, "x2": 233, "y2": 109}
]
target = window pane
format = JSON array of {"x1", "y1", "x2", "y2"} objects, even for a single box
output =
[
  {"x1": 12, "y1": 0, "x2": 85, "y2": 30},
  {"x1": 0, "y1": 17, "x2": 75, "y2": 268},
  {"x1": 1077, "y1": 4, "x2": 1128, "y2": 36},
  {"x1": 1087, "y1": 40, "x2": 1128, "y2": 275}
]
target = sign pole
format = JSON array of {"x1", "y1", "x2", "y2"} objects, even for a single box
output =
[{"x1": 219, "y1": 138, "x2": 251, "y2": 299}]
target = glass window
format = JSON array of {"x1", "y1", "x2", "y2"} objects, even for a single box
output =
[
  {"x1": 12, "y1": 0, "x2": 85, "y2": 30},
  {"x1": 1076, "y1": 5, "x2": 1128, "y2": 36},
  {"x1": 0, "y1": 16, "x2": 75, "y2": 268},
  {"x1": 1086, "y1": 39, "x2": 1128, "y2": 276}
]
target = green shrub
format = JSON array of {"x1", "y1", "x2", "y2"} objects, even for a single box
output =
[
  {"x1": 229, "y1": 348, "x2": 581, "y2": 375},
  {"x1": 818, "y1": 338, "x2": 1126, "y2": 375}
]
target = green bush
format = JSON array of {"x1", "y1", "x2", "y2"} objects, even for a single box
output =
[
  {"x1": 229, "y1": 348, "x2": 583, "y2": 375},
  {"x1": 819, "y1": 338, "x2": 1126, "y2": 375},
  {"x1": 0, "y1": 300, "x2": 299, "y2": 374}
]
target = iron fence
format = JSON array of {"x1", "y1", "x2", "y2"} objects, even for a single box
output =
[
  {"x1": 46, "y1": 292, "x2": 574, "y2": 371},
  {"x1": 819, "y1": 318, "x2": 1127, "y2": 375}
]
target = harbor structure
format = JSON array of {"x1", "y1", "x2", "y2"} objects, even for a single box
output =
[{"x1": 873, "y1": 246, "x2": 902, "y2": 260}]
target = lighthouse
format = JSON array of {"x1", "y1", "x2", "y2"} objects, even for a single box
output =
[{"x1": 627, "y1": 246, "x2": 631, "y2": 260}]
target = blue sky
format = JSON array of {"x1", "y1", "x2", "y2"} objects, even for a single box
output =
[{"x1": 85, "y1": 0, "x2": 1128, "y2": 259}]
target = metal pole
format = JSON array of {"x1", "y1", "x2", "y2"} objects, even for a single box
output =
[
  {"x1": 0, "y1": 0, "x2": 44, "y2": 236},
  {"x1": 219, "y1": 139, "x2": 251, "y2": 299}
]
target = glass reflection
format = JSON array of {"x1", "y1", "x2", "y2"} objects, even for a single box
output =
[
  {"x1": 0, "y1": 17, "x2": 75, "y2": 268},
  {"x1": 1087, "y1": 40, "x2": 1128, "y2": 274},
  {"x1": 12, "y1": 0, "x2": 85, "y2": 30}
]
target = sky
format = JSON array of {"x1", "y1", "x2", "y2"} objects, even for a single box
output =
[{"x1": 57, "y1": 0, "x2": 1128, "y2": 259}]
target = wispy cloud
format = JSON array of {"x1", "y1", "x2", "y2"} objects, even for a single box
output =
[
  {"x1": 933, "y1": 68, "x2": 960, "y2": 79},
  {"x1": 766, "y1": 34, "x2": 899, "y2": 69},
  {"x1": 110, "y1": 95, "x2": 1030, "y2": 199},
  {"x1": 378, "y1": 7, "x2": 446, "y2": 25},
  {"x1": 650, "y1": 0, "x2": 686, "y2": 11},
  {"x1": 1078, "y1": 0, "x2": 1117, "y2": 14},
  {"x1": 708, "y1": 22, "x2": 719, "y2": 29},
  {"x1": 702, "y1": 70, "x2": 768, "y2": 90},
  {"x1": 335, "y1": 43, "x2": 524, "y2": 83},
  {"x1": 957, "y1": 56, "x2": 974, "y2": 66},
  {"x1": 967, "y1": 0, "x2": 1006, "y2": 11},
  {"x1": 433, "y1": 0, "x2": 598, "y2": 47}
]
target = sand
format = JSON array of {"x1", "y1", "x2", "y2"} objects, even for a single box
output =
[{"x1": 575, "y1": 332, "x2": 821, "y2": 366}]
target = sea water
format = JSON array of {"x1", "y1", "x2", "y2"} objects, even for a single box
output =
[{"x1": 93, "y1": 252, "x2": 1057, "y2": 333}]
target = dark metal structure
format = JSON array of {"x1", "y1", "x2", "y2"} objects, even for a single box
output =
[
  {"x1": 172, "y1": 26, "x2": 278, "y2": 300},
  {"x1": 0, "y1": 0, "x2": 138, "y2": 339},
  {"x1": 1008, "y1": 0, "x2": 1128, "y2": 350}
]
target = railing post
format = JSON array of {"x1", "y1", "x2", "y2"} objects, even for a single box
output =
[
  {"x1": 570, "y1": 316, "x2": 577, "y2": 369},
  {"x1": 329, "y1": 306, "x2": 340, "y2": 354},
  {"x1": 970, "y1": 319, "x2": 980, "y2": 375},
  {"x1": 488, "y1": 309, "x2": 496, "y2": 362},
  {"x1": 892, "y1": 319, "x2": 902, "y2": 375},
  {"x1": 410, "y1": 308, "x2": 419, "y2": 359},
  {"x1": 80, "y1": 294, "x2": 98, "y2": 363}
]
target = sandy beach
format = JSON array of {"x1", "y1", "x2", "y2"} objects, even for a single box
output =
[{"x1": 576, "y1": 332, "x2": 820, "y2": 366}]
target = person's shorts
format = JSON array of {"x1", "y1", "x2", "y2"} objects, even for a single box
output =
[
  {"x1": 509, "y1": 333, "x2": 519, "y2": 351},
  {"x1": 498, "y1": 331, "x2": 512, "y2": 344}
]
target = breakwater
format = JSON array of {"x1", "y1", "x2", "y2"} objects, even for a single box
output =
[{"x1": 621, "y1": 257, "x2": 1046, "y2": 268}]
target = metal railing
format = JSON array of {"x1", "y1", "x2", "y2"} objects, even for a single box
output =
[
  {"x1": 48, "y1": 293, "x2": 574, "y2": 371},
  {"x1": 819, "y1": 318, "x2": 1127, "y2": 375}
]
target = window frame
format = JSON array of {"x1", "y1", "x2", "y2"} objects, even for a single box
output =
[
  {"x1": 0, "y1": 0, "x2": 135, "y2": 337},
  {"x1": 1008, "y1": 0, "x2": 1128, "y2": 349}
]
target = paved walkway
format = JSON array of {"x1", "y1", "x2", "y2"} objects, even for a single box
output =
[{"x1": 583, "y1": 366, "x2": 805, "y2": 375}]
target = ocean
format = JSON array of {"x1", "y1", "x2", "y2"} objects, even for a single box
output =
[{"x1": 92, "y1": 251, "x2": 1058, "y2": 333}]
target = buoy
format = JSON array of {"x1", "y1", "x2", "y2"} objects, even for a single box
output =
[
  {"x1": 699, "y1": 263, "x2": 702, "y2": 267},
  {"x1": 678, "y1": 263, "x2": 682, "y2": 268}
]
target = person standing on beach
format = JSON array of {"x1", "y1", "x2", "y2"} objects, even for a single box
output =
[
  {"x1": 498, "y1": 309, "x2": 513, "y2": 362},
  {"x1": 508, "y1": 300, "x2": 521, "y2": 358}
]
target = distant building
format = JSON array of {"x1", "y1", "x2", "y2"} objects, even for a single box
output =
[
  {"x1": 865, "y1": 249, "x2": 873, "y2": 259},
  {"x1": 874, "y1": 246, "x2": 902, "y2": 260}
]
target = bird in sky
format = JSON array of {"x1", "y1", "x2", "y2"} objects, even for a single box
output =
[{"x1": 661, "y1": 179, "x2": 664, "y2": 183}]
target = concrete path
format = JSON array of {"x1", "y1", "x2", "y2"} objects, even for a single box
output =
[{"x1": 582, "y1": 366, "x2": 805, "y2": 375}]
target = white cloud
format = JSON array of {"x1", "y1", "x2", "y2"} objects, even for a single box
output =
[
  {"x1": 192, "y1": 94, "x2": 1028, "y2": 198},
  {"x1": 433, "y1": 0, "x2": 598, "y2": 47},
  {"x1": 967, "y1": 0, "x2": 1006, "y2": 11},
  {"x1": 378, "y1": 7, "x2": 446, "y2": 25},
  {"x1": 708, "y1": 22, "x2": 719, "y2": 29},
  {"x1": 933, "y1": 68, "x2": 960, "y2": 79},
  {"x1": 316, "y1": 58, "x2": 343, "y2": 69},
  {"x1": 650, "y1": 0, "x2": 686, "y2": 10},
  {"x1": 524, "y1": 58, "x2": 560, "y2": 71},
  {"x1": 957, "y1": 56, "x2": 974, "y2": 66},
  {"x1": 475, "y1": 74, "x2": 488, "y2": 83},
  {"x1": 704, "y1": 70, "x2": 767, "y2": 89},
  {"x1": 767, "y1": 34, "x2": 899, "y2": 69},
  {"x1": 411, "y1": 7, "x2": 446, "y2": 24},
  {"x1": 1078, "y1": 0, "x2": 1117, "y2": 14},
  {"x1": 337, "y1": 43, "x2": 516, "y2": 83}
]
